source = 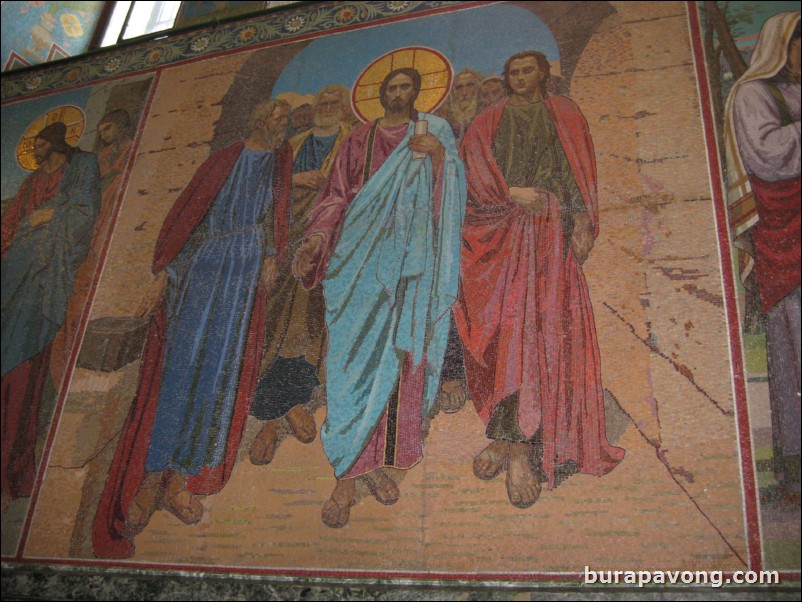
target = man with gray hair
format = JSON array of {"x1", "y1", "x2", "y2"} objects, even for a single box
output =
[
  {"x1": 94, "y1": 99, "x2": 292, "y2": 558},
  {"x1": 440, "y1": 68, "x2": 483, "y2": 143},
  {"x1": 249, "y1": 85, "x2": 355, "y2": 466},
  {"x1": 478, "y1": 75, "x2": 506, "y2": 110}
]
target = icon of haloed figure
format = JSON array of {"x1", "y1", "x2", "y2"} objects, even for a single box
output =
[
  {"x1": 293, "y1": 58, "x2": 466, "y2": 528},
  {"x1": 2, "y1": 121, "x2": 101, "y2": 513}
]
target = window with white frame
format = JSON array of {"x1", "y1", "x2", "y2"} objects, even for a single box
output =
[
  {"x1": 98, "y1": 1, "x2": 301, "y2": 48},
  {"x1": 100, "y1": 1, "x2": 181, "y2": 47}
]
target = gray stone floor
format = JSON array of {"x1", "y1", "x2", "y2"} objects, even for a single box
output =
[{"x1": 2, "y1": 565, "x2": 801, "y2": 601}]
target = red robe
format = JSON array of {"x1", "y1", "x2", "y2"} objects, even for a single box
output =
[
  {"x1": 748, "y1": 174, "x2": 801, "y2": 313},
  {"x1": 455, "y1": 97, "x2": 624, "y2": 486},
  {"x1": 92, "y1": 141, "x2": 291, "y2": 559}
]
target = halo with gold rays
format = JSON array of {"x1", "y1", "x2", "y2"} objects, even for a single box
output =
[
  {"x1": 16, "y1": 105, "x2": 86, "y2": 171},
  {"x1": 352, "y1": 46, "x2": 452, "y2": 123}
]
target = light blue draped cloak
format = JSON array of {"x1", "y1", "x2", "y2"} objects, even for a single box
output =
[
  {"x1": 145, "y1": 148, "x2": 276, "y2": 474},
  {"x1": 320, "y1": 114, "x2": 466, "y2": 477}
]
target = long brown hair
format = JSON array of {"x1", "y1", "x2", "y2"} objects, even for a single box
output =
[
  {"x1": 379, "y1": 67, "x2": 421, "y2": 121},
  {"x1": 502, "y1": 50, "x2": 551, "y2": 96}
]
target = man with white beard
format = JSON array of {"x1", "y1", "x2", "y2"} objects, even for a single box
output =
[
  {"x1": 440, "y1": 68, "x2": 482, "y2": 143},
  {"x1": 248, "y1": 85, "x2": 355, "y2": 466}
]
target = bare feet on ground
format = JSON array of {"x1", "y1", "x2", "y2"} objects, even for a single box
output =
[
  {"x1": 124, "y1": 472, "x2": 164, "y2": 536},
  {"x1": 249, "y1": 407, "x2": 315, "y2": 466},
  {"x1": 473, "y1": 440, "x2": 509, "y2": 480},
  {"x1": 249, "y1": 419, "x2": 279, "y2": 465},
  {"x1": 322, "y1": 478, "x2": 355, "y2": 528},
  {"x1": 286, "y1": 405, "x2": 317, "y2": 443},
  {"x1": 505, "y1": 442, "x2": 541, "y2": 508},
  {"x1": 439, "y1": 379, "x2": 467, "y2": 413},
  {"x1": 159, "y1": 471, "x2": 203, "y2": 525},
  {"x1": 360, "y1": 468, "x2": 400, "y2": 505}
]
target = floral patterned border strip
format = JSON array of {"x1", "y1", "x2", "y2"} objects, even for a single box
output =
[{"x1": 1, "y1": 1, "x2": 458, "y2": 102}]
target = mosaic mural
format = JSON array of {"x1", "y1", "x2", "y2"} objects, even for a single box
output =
[{"x1": 1, "y1": 0, "x2": 798, "y2": 588}]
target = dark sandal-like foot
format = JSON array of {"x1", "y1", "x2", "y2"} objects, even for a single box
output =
[
  {"x1": 439, "y1": 380, "x2": 467, "y2": 414},
  {"x1": 321, "y1": 496, "x2": 354, "y2": 528},
  {"x1": 473, "y1": 440, "x2": 509, "y2": 480},
  {"x1": 250, "y1": 421, "x2": 279, "y2": 465},
  {"x1": 286, "y1": 406, "x2": 317, "y2": 444},
  {"x1": 361, "y1": 470, "x2": 400, "y2": 505},
  {"x1": 123, "y1": 474, "x2": 163, "y2": 536},
  {"x1": 159, "y1": 474, "x2": 203, "y2": 524}
]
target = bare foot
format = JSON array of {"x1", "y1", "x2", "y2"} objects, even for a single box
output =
[
  {"x1": 473, "y1": 440, "x2": 510, "y2": 480},
  {"x1": 159, "y1": 471, "x2": 203, "y2": 524},
  {"x1": 505, "y1": 443, "x2": 540, "y2": 508},
  {"x1": 124, "y1": 472, "x2": 163, "y2": 536},
  {"x1": 286, "y1": 405, "x2": 317, "y2": 443},
  {"x1": 361, "y1": 469, "x2": 400, "y2": 505},
  {"x1": 322, "y1": 478, "x2": 355, "y2": 528},
  {"x1": 249, "y1": 420, "x2": 279, "y2": 465},
  {"x1": 439, "y1": 380, "x2": 467, "y2": 413}
]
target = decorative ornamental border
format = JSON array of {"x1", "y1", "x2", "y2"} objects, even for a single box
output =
[{"x1": 1, "y1": 1, "x2": 460, "y2": 102}]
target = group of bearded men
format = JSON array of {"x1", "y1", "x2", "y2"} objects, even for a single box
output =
[{"x1": 92, "y1": 50, "x2": 624, "y2": 558}]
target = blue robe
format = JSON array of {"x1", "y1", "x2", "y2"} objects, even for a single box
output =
[
  {"x1": 293, "y1": 131, "x2": 338, "y2": 173},
  {"x1": 145, "y1": 147, "x2": 276, "y2": 474},
  {"x1": 319, "y1": 114, "x2": 466, "y2": 476}
]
